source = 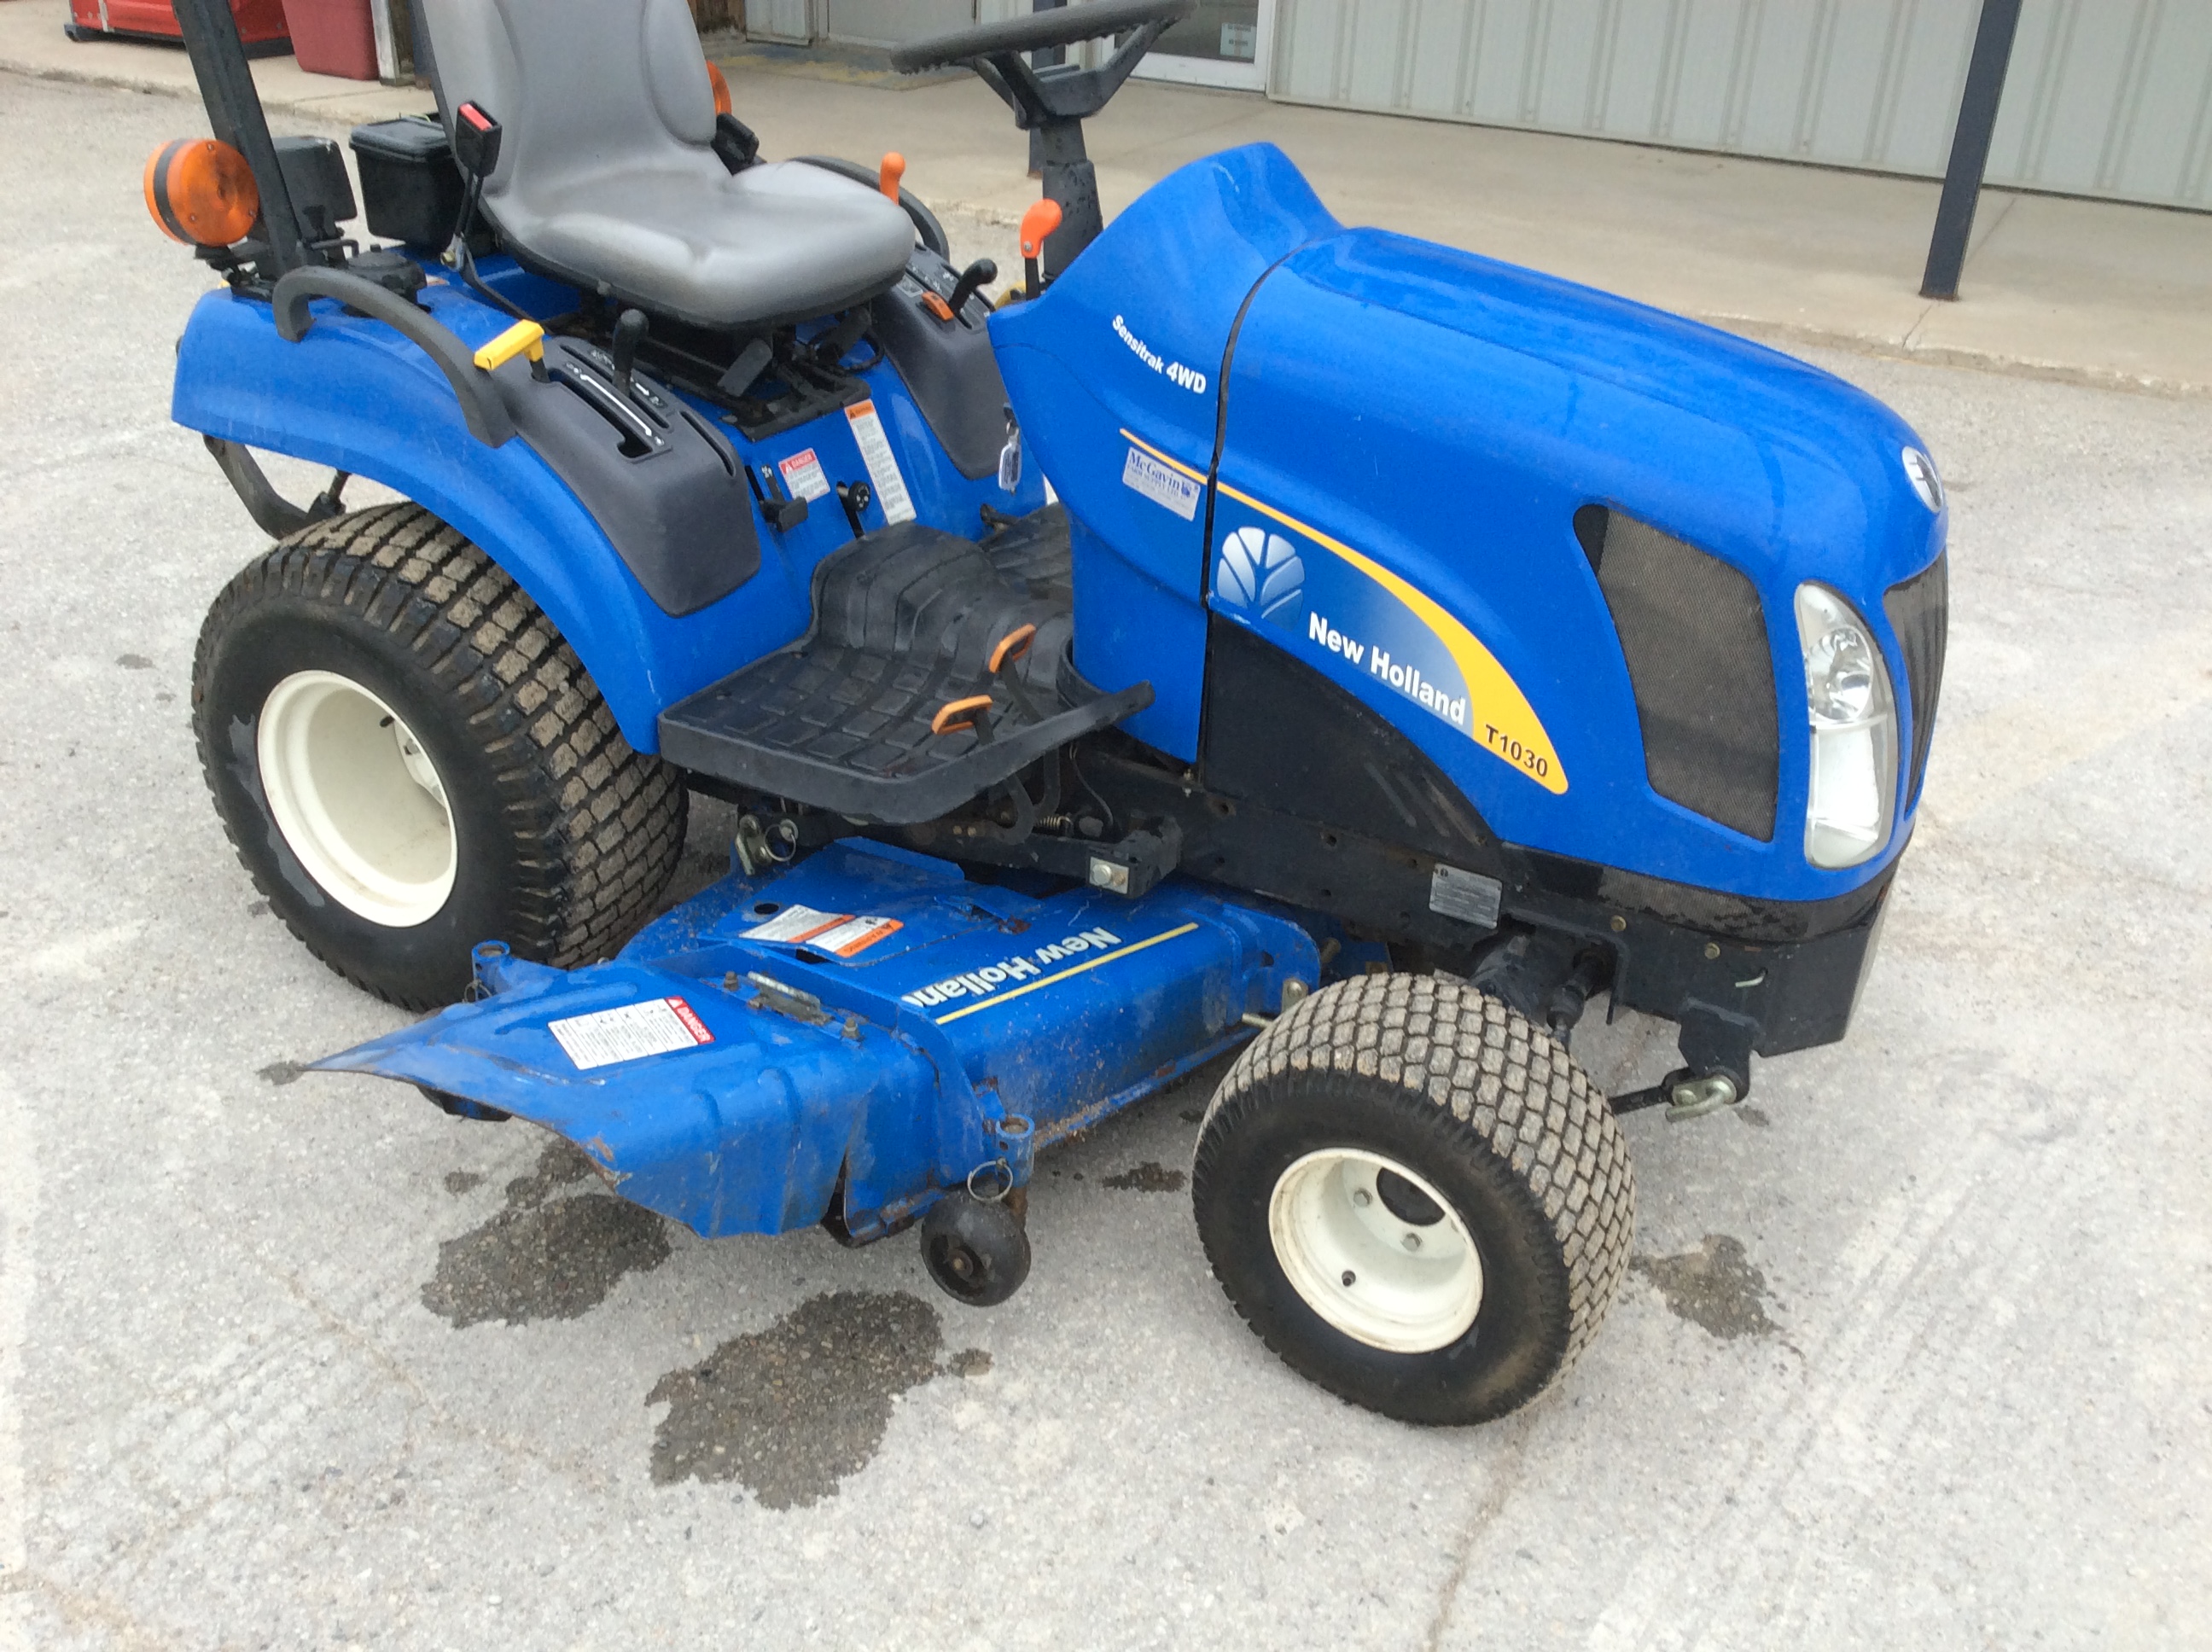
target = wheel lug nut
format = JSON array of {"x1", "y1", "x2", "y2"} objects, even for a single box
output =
[
  {"x1": 1341, "y1": 1269, "x2": 1356, "y2": 1287},
  {"x1": 1351, "y1": 1190, "x2": 1371, "y2": 1207},
  {"x1": 1402, "y1": 1233, "x2": 1421, "y2": 1252}
]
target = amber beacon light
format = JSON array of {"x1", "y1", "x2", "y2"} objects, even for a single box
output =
[{"x1": 144, "y1": 137, "x2": 260, "y2": 247}]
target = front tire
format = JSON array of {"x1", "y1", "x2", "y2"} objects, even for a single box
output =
[
  {"x1": 192, "y1": 503, "x2": 686, "y2": 1009},
  {"x1": 1193, "y1": 974, "x2": 1633, "y2": 1424}
]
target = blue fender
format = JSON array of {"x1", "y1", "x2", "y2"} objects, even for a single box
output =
[{"x1": 172, "y1": 284, "x2": 817, "y2": 753}]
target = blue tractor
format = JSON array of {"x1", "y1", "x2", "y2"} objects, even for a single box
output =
[{"x1": 158, "y1": 0, "x2": 1945, "y2": 1422}]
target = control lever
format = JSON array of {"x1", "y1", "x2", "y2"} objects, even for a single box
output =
[
  {"x1": 931, "y1": 695, "x2": 996, "y2": 744},
  {"x1": 947, "y1": 258, "x2": 997, "y2": 321},
  {"x1": 987, "y1": 623, "x2": 1042, "y2": 724},
  {"x1": 835, "y1": 480, "x2": 874, "y2": 538},
  {"x1": 610, "y1": 308, "x2": 649, "y2": 400},
  {"x1": 1019, "y1": 200, "x2": 1062, "y2": 300},
  {"x1": 753, "y1": 464, "x2": 808, "y2": 532}
]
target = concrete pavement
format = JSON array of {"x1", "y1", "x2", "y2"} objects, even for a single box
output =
[
  {"x1": 3, "y1": 60, "x2": 2212, "y2": 1652},
  {"x1": 3, "y1": 0, "x2": 2210, "y2": 395}
]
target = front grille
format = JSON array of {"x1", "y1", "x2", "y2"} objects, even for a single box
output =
[
  {"x1": 1883, "y1": 553, "x2": 1948, "y2": 809},
  {"x1": 1580, "y1": 506, "x2": 1778, "y2": 841}
]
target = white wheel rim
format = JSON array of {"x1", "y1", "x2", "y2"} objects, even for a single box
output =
[
  {"x1": 1268, "y1": 1148, "x2": 1483, "y2": 1353},
  {"x1": 256, "y1": 670, "x2": 457, "y2": 928}
]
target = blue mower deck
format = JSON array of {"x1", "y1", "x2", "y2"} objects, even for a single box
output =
[{"x1": 319, "y1": 840, "x2": 1318, "y2": 1241}]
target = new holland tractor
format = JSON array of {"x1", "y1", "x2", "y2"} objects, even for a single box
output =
[{"x1": 151, "y1": 0, "x2": 1945, "y2": 1422}]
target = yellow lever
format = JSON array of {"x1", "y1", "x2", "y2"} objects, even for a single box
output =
[{"x1": 473, "y1": 318, "x2": 544, "y2": 372}]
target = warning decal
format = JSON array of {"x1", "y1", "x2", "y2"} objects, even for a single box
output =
[
  {"x1": 777, "y1": 447, "x2": 831, "y2": 502},
  {"x1": 742, "y1": 903, "x2": 902, "y2": 958},
  {"x1": 844, "y1": 400, "x2": 916, "y2": 524},
  {"x1": 549, "y1": 997, "x2": 714, "y2": 1071}
]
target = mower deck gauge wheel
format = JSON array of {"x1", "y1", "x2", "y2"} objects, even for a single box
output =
[{"x1": 919, "y1": 1190, "x2": 1031, "y2": 1307}]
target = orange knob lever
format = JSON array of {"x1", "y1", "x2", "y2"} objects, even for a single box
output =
[
  {"x1": 1019, "y1": 199, "x2": 1062, "y2": 300},
  {"x1": 1019, "y1": 198, "x2": 1062, "y2": 261},
  {"x1": 879, "y1": 152, "x2": 905, "y2": 201}
]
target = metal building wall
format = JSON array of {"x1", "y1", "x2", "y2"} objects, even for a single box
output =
[{"x1": 1268, "y1": 0, "x2": 2212, "y2": 212}]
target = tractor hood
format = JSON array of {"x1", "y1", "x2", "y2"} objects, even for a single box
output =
[{"x1": 994, "y1": 143, "x2": 1946, "y2": 905}]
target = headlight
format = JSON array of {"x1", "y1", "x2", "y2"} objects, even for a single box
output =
[{"x1": 1796, "y1": 584, "x2": 1896, "y2": 869}]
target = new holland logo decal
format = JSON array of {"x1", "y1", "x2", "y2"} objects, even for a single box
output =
[{"x1": 1124, "y1": 430, "x2": 1568, "y2": 795}]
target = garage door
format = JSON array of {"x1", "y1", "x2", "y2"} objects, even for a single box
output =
[{"x1": 1269, "y1": 0, "x2": 2212, "y2": 212}]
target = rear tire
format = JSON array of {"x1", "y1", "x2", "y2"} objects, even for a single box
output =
[
  {"x1": 192, "y1": 503, "x2": 686, "y2": 1009},
  {"x1": 1193, "y1": 974, "x2": 1633, "y2": 1424}
]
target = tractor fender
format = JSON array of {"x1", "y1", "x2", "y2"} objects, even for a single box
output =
[{"x1": 171, "y1": 286, "x2": 814, "y2": 753}]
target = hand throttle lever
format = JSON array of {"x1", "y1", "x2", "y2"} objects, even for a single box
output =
[
  {"x1": 947, "y1": 259, "x2": 997, "y2": 320},
  {"x1": 610, "y1": 308, "x2": 649, "y2": 399}
]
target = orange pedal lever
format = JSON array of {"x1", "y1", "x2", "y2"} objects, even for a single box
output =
[
  {"x1": 1019, "y1": 199, "x2": 1062, "y2": 300},
  {"x1": 879, "y1": 152, "x2": 906, "y2": 201},
  {"x1": 988, "y1": 624, "x2": 1036, "y2": 674},
  {"x1": 930, "y1": 695, "x2": 994, "y2": 738}
]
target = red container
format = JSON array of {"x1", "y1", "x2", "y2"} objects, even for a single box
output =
[
  {"x1": 67, "y1": 0, "x2": 292, "y2": 50},
  {"x1": 279, "y1": 0, "x2": 379, "y2": 79}
]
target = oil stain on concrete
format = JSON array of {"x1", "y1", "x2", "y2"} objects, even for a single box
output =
[
  {"x1": 1632, "y1": 1233, "x2": 1778, "y2": 1341},
  {"x1": 422, "y1": 1137, "x2": 671, "y2": 1329},
  {"x1": 648, "y1": 1290, "x2": 990, "y2": 1509},
  {"x1": 1102, "y1": 1161, "x2": 1185, "y2": 1192}
]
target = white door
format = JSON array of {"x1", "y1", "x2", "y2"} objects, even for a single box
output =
[{"x1": 1130, "y1": 0, "x2": 1275, "y2": 92}]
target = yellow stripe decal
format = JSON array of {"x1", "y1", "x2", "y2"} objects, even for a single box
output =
[
  {"x1": 934, "y1": 922, "x2": 1201, "y2": 1025},
  {"x1": 1120, "y1": 428, "x2": 1567, "y2": 795}
]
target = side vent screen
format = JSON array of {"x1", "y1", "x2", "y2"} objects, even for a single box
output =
[
  {"x1": 1584, "y1": 506, "x2": 1779, "y2": 841},
  {"x1": 1883, "y1": 553, "x2": 1948, "y2": 810}
]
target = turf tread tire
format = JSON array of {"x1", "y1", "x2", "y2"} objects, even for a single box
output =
[
  {"x1": 1194, "y1": 973, "x2": 1634, "y2": 1422},
  {"x1": 192, "y1": 502, "x2": 686, "y2": 1009}
]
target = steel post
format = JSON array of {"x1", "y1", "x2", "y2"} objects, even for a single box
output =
[{"x1": 1920, "y1": 0, "x2": 2025, "y2": 301}]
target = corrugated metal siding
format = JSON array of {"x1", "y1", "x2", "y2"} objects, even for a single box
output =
[
  {"x1": 1269, "y1": 0, "x2": 2212, "y2": 212},
  {"x1": 824, "y1": 0, "x2": 975, "y2": 46}
]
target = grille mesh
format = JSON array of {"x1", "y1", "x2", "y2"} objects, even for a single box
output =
[
  {"x1": 1883, "y1": 554, "x2": 1948, "y2": 809},
  {"x1": 1584, "y1": 507, "x2": 1778, "y2": 841}
]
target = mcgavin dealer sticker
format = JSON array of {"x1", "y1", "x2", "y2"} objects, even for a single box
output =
[{"x1": 549, "y1": 998, "x2": 714, "y2": 1071}]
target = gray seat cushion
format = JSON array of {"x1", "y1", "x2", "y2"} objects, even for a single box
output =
[{"x1": 415, "y1": 0, "x2": 914, "y2": 329}]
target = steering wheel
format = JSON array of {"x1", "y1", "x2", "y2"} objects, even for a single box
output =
[
  {"x1": 894, "y1": 0, "x2": 1195, "y2": 280},
  {"x1": 888, "y1": 0, "x2": 1194, "y2": 102},
  {"x1": 891, "y1": 0, "x2": 1195, "y2": 79}
]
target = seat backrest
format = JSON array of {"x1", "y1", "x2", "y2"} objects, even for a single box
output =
[{"x1": 412, "y1": 0, "x2": 717, "y2": 195}]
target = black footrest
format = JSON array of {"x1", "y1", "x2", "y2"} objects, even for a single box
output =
[{"x1": 658, "y1": 514, "x2": 1150, "y2": 824}]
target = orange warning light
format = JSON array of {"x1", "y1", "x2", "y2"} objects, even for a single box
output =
[
  {"x1": 144, "y1": 138, "x2": 259, "y2": 248},
  {"x1": 707, "y1": 61, "x2": 732, "y2": 116}
]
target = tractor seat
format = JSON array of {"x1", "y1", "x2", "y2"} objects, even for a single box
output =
[{"x1": 413, "y1": 0, "x2": 915, "y2": 330}]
